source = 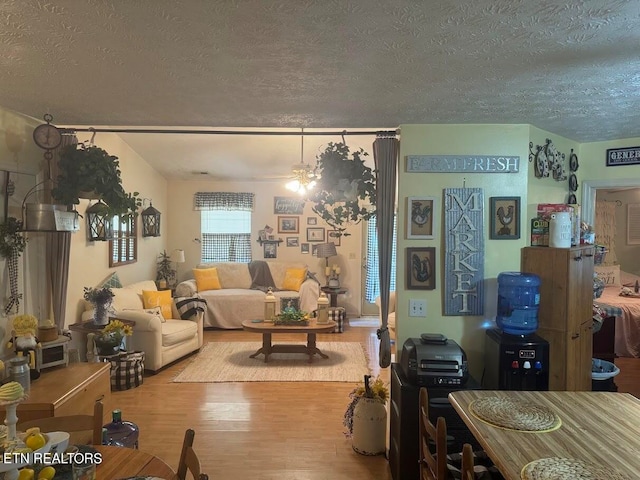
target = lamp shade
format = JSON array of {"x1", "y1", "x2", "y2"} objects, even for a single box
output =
[
  {"x1": 315, "y1": 242, "x2": 337, "y2": 259},
  {"x1": 141, "y1": 203, "x2": 161, "y2": 237},
  {"x1": 171, "y1": 249, "x2": 185, "y2": 263}
]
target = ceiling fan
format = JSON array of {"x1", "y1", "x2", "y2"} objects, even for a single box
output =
[{"x1": 284, "y1": 128, "x2": 317, "y2": 194}]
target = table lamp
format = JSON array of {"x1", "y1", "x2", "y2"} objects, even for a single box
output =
[
  {"x1": 171, "y1": 249, "x2": 185, "y2": 285},
  {"x1": 315, "y1": 242, "x2": 337, "y2": 286}
]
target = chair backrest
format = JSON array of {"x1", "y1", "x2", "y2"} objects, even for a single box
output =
[
  {"x1": 17, "y1": 400, "x2": 104, "y2": 445},
  {"x1": 419, "y1": 387, "x2": 447, "y2": 480},
  {"x1": 461, "y1": 443, "x2": 475, "y2": 480},
  {"x1": 177, "y1": 428, "x2": 208, "y2": 480}
]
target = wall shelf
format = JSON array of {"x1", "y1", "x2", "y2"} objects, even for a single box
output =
[{"x1": 257, "y1": 238, "x2": 283, "y2": 246}]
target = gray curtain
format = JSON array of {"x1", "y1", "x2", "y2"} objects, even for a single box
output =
[
  {"x1": 45, "y1": 133, "x2": 77, "y2": 329},
  {"x1": 374, "y1": 133, "x2": 399, "y2": 368}
]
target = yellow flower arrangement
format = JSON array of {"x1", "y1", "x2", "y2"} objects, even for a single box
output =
[
  {"x1": 343, "y1": 375, "x2": 389, "y2": 437},
  {"x1": 96, "y1": 319, "x2": 133, "y2": 344}
]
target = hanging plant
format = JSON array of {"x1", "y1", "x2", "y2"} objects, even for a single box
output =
[
  {"x1": 0, "y1": 217, "x2": 28, "y2": 314},
  {"x1": 51, "y1": 143, "x2": 141, "y2": 218},
  {"x1": 305, "y1": 142, "x2": 376, "y2": 236}
]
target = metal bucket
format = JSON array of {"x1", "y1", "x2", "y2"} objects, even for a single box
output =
[{"x1": 25, "y1": 203, "x2": 69, "y2": 231}]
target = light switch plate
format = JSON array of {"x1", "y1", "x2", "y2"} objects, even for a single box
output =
[{"x1": 409, "y1": 299, "x2": 427, "y2": 317}]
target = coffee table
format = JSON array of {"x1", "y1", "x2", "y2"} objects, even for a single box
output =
[{"x1": 241, "y1": 319, "x2": 337, "y2": 363}]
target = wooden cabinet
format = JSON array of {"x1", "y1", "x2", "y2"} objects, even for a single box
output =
[
  {"x1": 521, "y1": 245, "x2": 595, "y2": 391},
  {"x1": 0, "y1": 362, "x2": 111, "y2": 423}
]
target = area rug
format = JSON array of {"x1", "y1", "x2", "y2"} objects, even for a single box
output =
[{"x1": 172, "y1": 342, "x2": 370, "y2": 383}]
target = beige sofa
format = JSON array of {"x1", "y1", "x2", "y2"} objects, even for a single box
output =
[
  {"x1": 375, "y1": 291, "x2": 396, "y2": 340},
  {"x1": 83, "y1": 280, "x2": 204, "y2": 372},
  {"x1": 175, "y1": 261, "x2": 320, "y2": 329}
]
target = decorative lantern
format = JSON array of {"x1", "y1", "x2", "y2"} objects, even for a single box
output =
[
  {"x1": 141, "y1": 201, "x2": 161, "y2": 237},
  {"x1": 317, "y1": 292, "x2": 329, "y2": 324},
  {"x1": 264, "y1": 287, "x2": 276, "y2": 322},
  {"x1": 86, "y1": 200, "x2": 113, "y2": 241}
]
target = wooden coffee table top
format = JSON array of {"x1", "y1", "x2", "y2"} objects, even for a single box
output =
[{"x1": 241, "y1": 318, "x2": 336, "y2": 334}]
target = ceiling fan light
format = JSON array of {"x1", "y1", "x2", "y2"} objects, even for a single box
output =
[{"x1": 286, "y1": 179, "x2": 301, "y2": 192}]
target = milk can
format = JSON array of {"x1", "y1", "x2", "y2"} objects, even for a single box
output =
[
  {"x1": 549, "y1": 212, "x2": 572, "y2": 248},
  {"x1": 9, "y1": 356, "x2": 30, "y2": 394}
]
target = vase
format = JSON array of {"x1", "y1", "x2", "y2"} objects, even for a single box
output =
[
  {"x1": 92, "y1": 301, "x2": 112, "y2": 326},
  {"x1": 351, "y1": 397, "x2": 387, "y2": 456},
  {"x1": 94, "y1": 338, "x2": 121, "y2": 356}
]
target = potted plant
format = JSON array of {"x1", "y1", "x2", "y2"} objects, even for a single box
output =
[
  {"x1": 305, "y1": 142, "x2": 376, "y2": 236},
  {"x1": 0, "y1": 217, "x2": 28, "y2": 314},
  {"x1": 343, "y1": 375, "x2": 388, "y2": 455},
  {"x1": 83, "y1": 286, "x2": 115, "y2": 326},
  {"x1": 156, "y1": 250, "x2": 176, "y2": 288},
  {"x1": 273, "y1": 308, "x2": 310, "y2": 326},
  {"x1": 92, "y1": 319, "x2": 133, "y2": 356},
  {"x1": 51, "y1": 143, "x2": 141, "y2": 218}
]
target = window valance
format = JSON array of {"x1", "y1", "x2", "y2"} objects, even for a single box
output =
[{"x1": 194, "y1": 192, "x2": 254, "y2": 211}]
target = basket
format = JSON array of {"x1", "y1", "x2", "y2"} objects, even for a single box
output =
[
  {"x1": 37, "y1": 326, "x2": 58, "y2": 343},
  {"x1": 594, "y1": 246, "x2": 608, "y2": 265},
  {"x1": 591, "y1": 358, "x2": 620, "y2": 380}
]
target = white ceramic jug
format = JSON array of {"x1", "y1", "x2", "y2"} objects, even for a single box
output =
[{"x1": 549, "y1": 212, "x2": 572, "y2": 248}]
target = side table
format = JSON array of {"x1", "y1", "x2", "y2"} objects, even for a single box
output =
[
  {"x1": 69, "y1": 319, "x2": 135, "y2": 362},
  {"x1": 320, "y1": 286, "x2": 347, "y2": 308}
]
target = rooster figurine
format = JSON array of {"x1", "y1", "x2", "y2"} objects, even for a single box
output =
[
  {"x1": 411, "y1": 202, "x2": 431, "y2": 227},
  {"x1": 496, "y1": 205, "x2": 514, "y2": 236},
  {"x1": 412, "y1": 253, "x2": 431, "y2": 283}
]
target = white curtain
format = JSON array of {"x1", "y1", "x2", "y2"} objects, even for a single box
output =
[{"x1": 595, "y1": 200, "x2": 618, "y2": 265}]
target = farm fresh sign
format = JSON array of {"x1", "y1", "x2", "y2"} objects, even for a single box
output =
[{"x1": 443, "y1": 188, "x2": 484, "y2": 316}]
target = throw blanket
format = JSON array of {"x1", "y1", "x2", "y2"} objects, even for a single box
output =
[
  {"x1": 175, "y1": 296, "x2": 207, "y2": 320},
  {"x1": 249, "y1": 260, "x2": 278, "y2": 292}
]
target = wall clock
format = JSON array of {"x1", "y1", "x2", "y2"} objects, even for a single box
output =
[{"x1": 33, "y1": 113, "x2": 62, "y2": 150}]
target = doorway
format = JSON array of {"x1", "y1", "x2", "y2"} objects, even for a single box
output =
[{"x1": 361, "y1": 216, "x2": 397, "y2": 316}]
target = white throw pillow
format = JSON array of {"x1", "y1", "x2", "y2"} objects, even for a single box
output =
[
  {"x1": 123, "y1": 306, "x2": 165, "y2": 322},
  {"x1": 594, "y1": 265, "x2": 621, "y2": 286}
]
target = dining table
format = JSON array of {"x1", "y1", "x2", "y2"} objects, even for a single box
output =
[
  {"x1": 93, "y1": 445, "x2": 177, "y2": 479},
  {"x1": 448, "y1": 390, "x2": 640, "y2": 480}
]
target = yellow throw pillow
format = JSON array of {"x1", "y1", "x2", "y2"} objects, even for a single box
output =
[
  {"x1": 281, "y1": 267, "x2": 307, "y2": 292},
  {"x1": 142, "y1": 290, "x2": 173, "y2": 319},
  {"x1": 193, "y1": 267, "x2": 222, "y2": 291}
]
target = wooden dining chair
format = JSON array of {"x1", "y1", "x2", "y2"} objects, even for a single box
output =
[
  {"x1": 17, "y1": 400, "x2": 104, "y2": 445},
  {"x1": 419, "y1": 387, "x2": 448, "y2": 480},
  {"x1": 461, "y1": 443, "x2": 475, "y2": 480},
  {"x1": 177, "y1": 428, "x2": 209, "y2": 480}
]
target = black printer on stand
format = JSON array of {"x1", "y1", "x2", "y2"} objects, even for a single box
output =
[{"x1": 389, "y1": 334, "x2": 481, "y2": 480}]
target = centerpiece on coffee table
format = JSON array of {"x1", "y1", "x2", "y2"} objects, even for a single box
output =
[{"x1": 273, "y1": 309, "x2": 310, "y2": 326}]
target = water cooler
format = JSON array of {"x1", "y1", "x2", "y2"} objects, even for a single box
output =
[{"x1": 483, "y1": 272, "x2": 550, "y2": 391}]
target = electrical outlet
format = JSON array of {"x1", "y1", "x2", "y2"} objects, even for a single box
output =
[{"x1": 409, "y1": 299, "x2": 427, "y2": 317}]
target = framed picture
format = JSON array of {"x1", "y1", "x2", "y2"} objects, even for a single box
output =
[
  {"x1": 307, "y1": 227, "x2": 325, "y2": 242},
  {"x1": 286, "y1": 237, "x2": 299, "y2": 247},
  {"x1": 264, "y1": 242, "x2": 277, "y2": 258},
  {"x1": 407, "y1": 196, "x2": 436, "y2": 239},
  {"x1": 273, "y1": 196, "x2": 305, "y2": 215},
  {"x1": 278, "y1": 216, "x2": 299, "y2": 234},
  {"x1": 307, "y1": 217, "x2": 317, "y2": 225},
  {"x1": 489, "y1": 197, "x2": 521, "y2": 240},
  {"x1": 327, "y1": 230, "x2": 341, "y2": 246},
  {"x1": 258, "y1": 229, "x2": 267, "y2": 241},
  {"x1": 406, "y1": 247, "x2": 436, "y2": 290},
  {"x1": 301, "y1": 243, "x2": 310, "y2": 254}
]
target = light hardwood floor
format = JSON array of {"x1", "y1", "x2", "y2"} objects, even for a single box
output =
[
  {"x1": 112, "y1": 321, "x2": 393, "y2": 480},
  {"x1": 111, "y1": 324, "x2": 640, "y2": 479}
]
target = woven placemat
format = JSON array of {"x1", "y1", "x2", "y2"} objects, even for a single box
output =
[
  {"x1": 469, "y1": 397, "x2": 561, "y2": 432},
  {"x1": 521, "y1": 457, "x2": 632, "y2": 480}
]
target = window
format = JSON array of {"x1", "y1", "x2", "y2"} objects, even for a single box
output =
[
  {"x1": 200, "y1": 210, "x2": 252, "y2": 262},
  {"x1": 364, "y1": 214, "x2": 397, "y2": 302},
  {"x1": 196, "y1": 192, "x2": 254, "y2": 263},
  {"x1": 110, "y1": 215, "x2": 137, "y2": 267}
]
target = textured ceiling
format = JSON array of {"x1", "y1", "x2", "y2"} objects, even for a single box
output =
[{"x1": 1, "y1": 0, "x2": 639, "y2": 180}]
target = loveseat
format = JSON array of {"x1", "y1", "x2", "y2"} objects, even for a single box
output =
[
  {"x1": 82, "y1": 280, "x2": 204, "y2": 372},
  {"x1": 175, "y1": 261, "x2": 320, "y2": 329}
]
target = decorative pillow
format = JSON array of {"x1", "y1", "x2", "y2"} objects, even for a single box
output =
[
  {"x1": 594, "y1": 265, "x2": 621, "y2": 286},
  {"x1": 116, "y1": 309, "x2": 164, "y2": 327},
  {"x1": 124, "y1": 306, "x2": 165, "y2": 323},
  {"x1": 142, "y1": 290, "x2": 173, "y2": 319},
  {"x1": 193, "y1": 268, "x2": 222, "y2": 291},
  {"x1": 281, "y1": 267, "x2": 308, "y2": 292},
  {"x1": 100, "y1": 272, "x2": 123, "y2": 289}
]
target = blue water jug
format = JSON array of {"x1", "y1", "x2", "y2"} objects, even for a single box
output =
[{"x1": 496, "y1": 272, "x2": 541, "y2": 335}]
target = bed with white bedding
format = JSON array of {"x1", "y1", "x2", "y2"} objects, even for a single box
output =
[{"x1": 594, "y1": 266, "x2": 640, "y2": 358}]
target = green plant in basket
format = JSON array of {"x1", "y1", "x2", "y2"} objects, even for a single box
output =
[{"x1": 273, "y1": 309, "x2": 310, "y2": 326}]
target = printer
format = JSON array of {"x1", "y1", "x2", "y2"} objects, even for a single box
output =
[{"x1": 400, "y1": 334, "x2": 469, "y2": 387}]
